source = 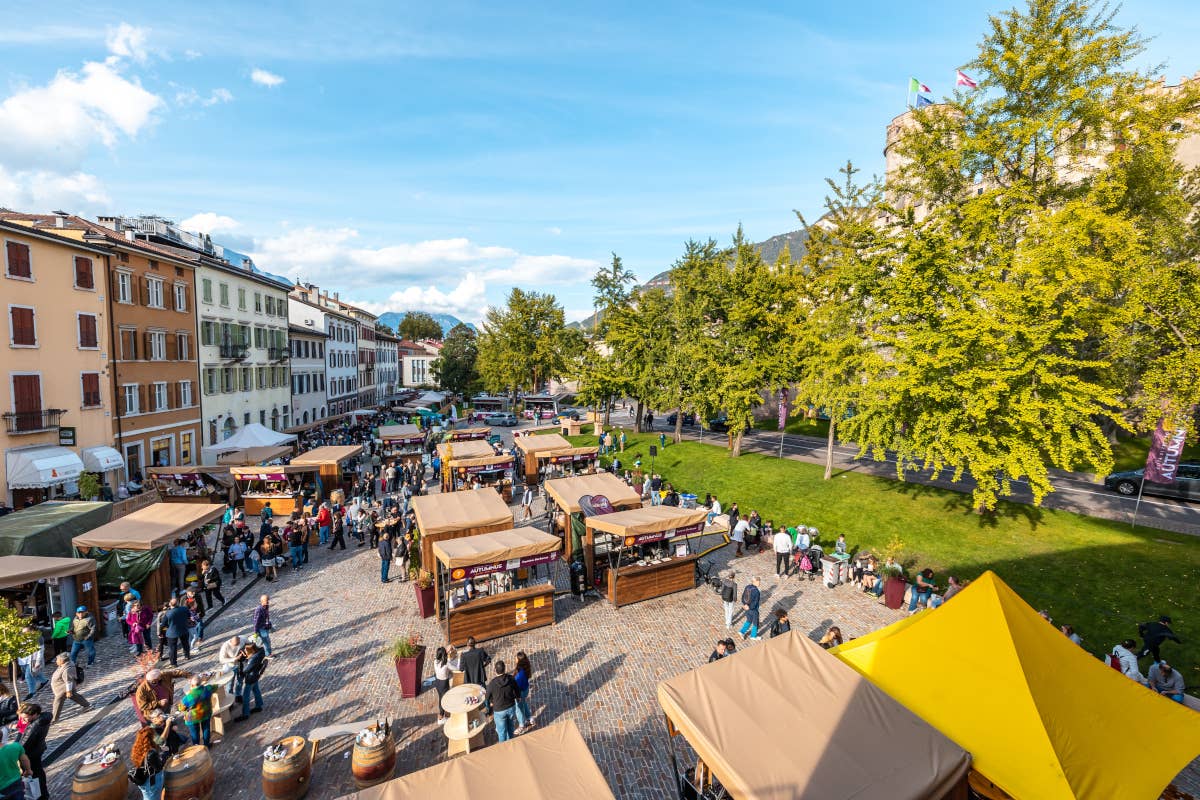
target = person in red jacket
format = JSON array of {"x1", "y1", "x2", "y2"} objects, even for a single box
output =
[{"x1": 316, "y1": 502, "x2": 333, "y2": 547}]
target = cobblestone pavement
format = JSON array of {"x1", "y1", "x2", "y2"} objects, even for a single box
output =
[{"x1": 41, "y1": 498, "x2": 1199, "y2": 798}]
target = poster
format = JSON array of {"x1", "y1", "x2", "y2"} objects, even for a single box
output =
[{"x1": 515, "y1": 600, "x2": 528, "y2": 626}]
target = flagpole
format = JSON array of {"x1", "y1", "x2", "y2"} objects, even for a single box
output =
[{"x1": 1131, "y1": 474, "x2": 1147, "y2": 529}]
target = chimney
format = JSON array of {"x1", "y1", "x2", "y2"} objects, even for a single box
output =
[
  {"x1": 125, "y1": 230, "x2": 136, "y2": 241},
  {"x1": 55, "y1": 215, "x2": 65, "y2": 228},
  {"x1": 242, "y1": 258, "x2": 252, "y2": 271},
  {"x1": 334, "y1": 292, "x2": 339, "y2": 301}
]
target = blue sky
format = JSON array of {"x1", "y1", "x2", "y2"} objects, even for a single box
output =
[{"x1": 1, "y1": 1, "x2": 1197, "y2": 323}]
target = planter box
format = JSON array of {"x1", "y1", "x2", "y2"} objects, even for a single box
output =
[
  {"x1": 883, "y1": 577, "x2": 908, "y2": 610},
  {"x1": 394, "y1": 645, "x2": 426, "y2": 698},
  {"x1": 414, "y1": 583, "x2": 436, "y2": 618}
]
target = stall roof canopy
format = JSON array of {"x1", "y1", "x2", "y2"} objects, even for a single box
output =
[
  {"x1": 543, "y1": 473, "x2": 642, "y2": 513},
  {"x1": 832, "y1": 571, "x2": 1200, "y2": 800},
  {"x1": 437, "y1": 440, "x2": 496, "y2": 461},
  {"x1": 72, "y1": 503, "x2": 225, "y2": 550},
  {"x1": 447, "y1": 427, "x2": 491, "y2": 438},
  {"x1": 514, "y1": 433, "x2": 572, "y2": 454},
  {"x1": 586, "y1": 505, "x2": 707, "y2": 536},
  {"x1": 0, "y1": 501, "x2": 111, "y2": 557},
  {"x1": 147, "y1": 466, "x2": 230, "y2": 476},
  {"x1": 337, "y1": 720, "x2": 615, "y2": 800},
  {"x1": 658, "y1": 631, "x2": 970, "y2": 800},
  {"x1": 282, "y1": 412, "x2": 350, "y2": 435},
  {"x1": 411, "y1": 488, "x2": 513, "y2": 536},
  {"x1": 229, "y1": 465, "x2": 316, "y2": 476},
  {"x1": 433, "y1": 527, "x2": 561, "y2": 568},
  {"x1": 215, "y1": 445, "x2": 293, "y2": 465},
  {"x1": 0, "y1": 555, "x2": 97, "y2": 588},
  {"x1": 378, "y1": 424, "x2": 423, "y2": 440},
  {"x1": 5, "y1": 446, "x2": 84, "y2": 489},
  {"x1": 201, "y1": 423, "x2": 296, "y2": 455},
  {"x1": 449, "y1": 454, "x2": 514, "y2": 469},
  {"x1": 290, "y1": 445, "x2": 364, "y2": 465}
]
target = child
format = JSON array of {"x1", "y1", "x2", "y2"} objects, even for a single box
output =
[{"x1": 50, "y1": 612, "x2": 70, "y2": 657}]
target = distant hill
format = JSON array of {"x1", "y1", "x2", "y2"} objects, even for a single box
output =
[
  {"x1": 377, "y1": 311, "x2": 475, "y2": 338},
  {"x1": 568, "y1": 228, "x2": 810, "y2": 330}
]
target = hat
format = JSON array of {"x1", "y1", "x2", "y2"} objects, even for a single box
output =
[
  {"x1": 1159, "y1": 615, "x2": 1172, "y2": 623},
  {"x1": 786, "y1": 527, "x2": 796, "y2": 535},
  {"x1": 75, "y1": 605, "x2": 87, "y2": 613},
  {"x1": 146, "y1": 669, "x2": 162, "y2": 682}
]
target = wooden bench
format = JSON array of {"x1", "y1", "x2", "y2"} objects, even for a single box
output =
[{"x1": 307, "y1": 719, "x2": 380, "y2": 765}]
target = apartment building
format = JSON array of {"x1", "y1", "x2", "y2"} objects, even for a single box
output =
[
  {"x1": 400, "y1": 340, "x2": 442, "y2": 388},
  {"x1": 1, "y1": 219, "x2": 121, "y2": 507},
  {"x1": 376, "y1": 328, "x2": 399, "y2": 402},
  {"x1": 288, "y1": 324, "x2": 327, "y2": 426},
  {"x1": 351, "y1": 309, "x2": 378, "y2": 407},
  {"x1": 288, "y1": 288, "x2": 359, "y2": 416}
]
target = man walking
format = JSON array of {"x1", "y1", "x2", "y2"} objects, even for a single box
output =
[
  {"x1": 169, "y1": 538, "x2": 189, "y2": 593},
  {"x1": 68, "y1": 606, "x2": 97, "y2": 666},
  {"x1": 1137, "y1": 615, "x2": 1181, "y2": 662},
  {"x1": 287, "y1": 525, "x2": 305, "y2": 570},
  {"x1": 739, "y1": 577, "x2": 762, "y2": 641},
  {"x1": 773, "y1": 527, "x2": 794, "y2": 578},
  {"x1": 252, "y1": 595, "x2": 274, "y2": 656},
  {"x1": 330, "y1": 510, "x2": 347, "y2": 550},
  {"x1": 720, "y1": 571, "x2": 738, "y2": 629},
  {"x1": 163, "y1": 598, "x2": 193, "y2": 666},
  {"x1": 521, "y1": 484, "x2": 534, "y2": 521},
  {"x1": 50, "y1": 653, "x2": 90, "y2": 722},
  {"x1": 378, "y1": 532, "x2": 393, "y2": 583},
  {"x1": 316, "y1": 501, "x2": 333, "y2": 546}
]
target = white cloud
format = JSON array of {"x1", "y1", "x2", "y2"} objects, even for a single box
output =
[
  {"x1": 547, "y1": 226, "x2": 563, "y2": 235},
  {"x1": 184, "y1": 49, "x2": 203, "y2": 61},
  {"x1": 348, "y1": 274, "x2": 489, "y2": 320},
  {"x1": 175, "y1": 87, "x2": 233, "y2": 108},
  {"x1": 105, "y1": 23, "x2": 150, "y2": 64},
  {"x1": 180, "y1": 212, "x2": 241, "y2": 234},
  {"x1": 0, "y1": 165, "x2": 110, "y2": 212},
  {"x1": 486, "y1": 253, "x2": 599, "y2": 284},
  {"x1": 251, "y1": 68, "x2": 285, "y2": 88}
]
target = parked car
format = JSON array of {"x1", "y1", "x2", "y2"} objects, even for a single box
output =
[
  {"x1": 486, "y1": 412, "x2": 518, "y2": 427},
  {"x1": 705, "y1": 416, "x2": 729, "y2": 433},
  {"x1": 553, "y1": 410, "x2": 581, "y2": 423},
  {"x1": 667, "y1": 411, "x2": 696, "y2": 426},
  {"x1": 1103, "y1": 462, "x2": 1200, "y2": 501}
]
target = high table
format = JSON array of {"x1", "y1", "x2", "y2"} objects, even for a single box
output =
[{"x1": 441, "y1": 683, "x2": 490, "y2": 757}]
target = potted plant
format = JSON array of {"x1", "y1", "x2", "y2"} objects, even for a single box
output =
[
  {"x1": 78, "y1": 472, "x2": 102, "y2": 502},
  {"x1": 880, "y1": 534, "x2": 909, "y2": 610},
  {"x1": 390, "y1": 634, "x2": 426, "y2": 698},
  {"x1": 413, "y1": 569, "x2": 436, "y2": 618}
]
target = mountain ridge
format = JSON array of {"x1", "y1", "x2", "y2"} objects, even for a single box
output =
[{"x1": 377, "y1": 311, "x2": 475, "y2": 338}]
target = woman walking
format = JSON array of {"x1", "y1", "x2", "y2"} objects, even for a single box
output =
[
  {"x1": 199, "y1": 559, "x2": 225, "y2": 607},
  {"x1": 127, "y1": 600, "x2": 154, "y2": 656},
  {"x1": 513, "y1": 651, "x2": 535, "y2": 734},
  {"x1": 433, "y1": 647, "x2": 452, "y2": 724}
]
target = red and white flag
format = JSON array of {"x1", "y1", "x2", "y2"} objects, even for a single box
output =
[{"x1": 956, "y1": 70, "x2": 978, "y2": 89}]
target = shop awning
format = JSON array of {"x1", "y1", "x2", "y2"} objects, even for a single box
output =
[
  {"x1": 539, "y1": 445, "x2": 599, "y2": 461},
  {"x1": 72, "y1": 503, "x2": 225, "y2": 551},
  {"x1": 447, "y1": 454, "x2": 514, "y2": 469},
  {"x1": 290, "y1": 445, "x2": 364, "y2": 466},
  {"x1": 658, "y1": 632, "x2": 971, "y2": 800},
  {"x1": 433, "y1": 527, "x2": 561, "y2": 568},
  {"x1": 446, "y1": 427, "x2": 491, "y2": 439},
  {"x1": 411, "y1": 488, "x2": 513, "y2": 537},
  {"x1": 437, "y1": 440, "x2": 497, "y2": 462},
  {"x1": 586, "y1": 505, "x2": 707, "y2": 536},
  {"x1": 215, "y1": 445, "x2": 293, "y2": 466},
  {"x1": 832, "y1": 571, "x2": 1200, "y2": 800},
  {"x1": 79, "y1": 446, "x2": 124, "y2": 473},
  {"x1": 514, "y1": 433, "x2": 572, "y2": 454},
  {"x1": 544, "y1": 473, "x2": 642, "y2": 513},
  {"x1": 336, "y1": 720, "x2": 615, "y2": 800},
  {"x1": 378, "y1": 424, "x2": 423, "y2": 442},
  {"x1": 282, "y1": 412, "x2": 351, "y2": 435},
  {"x1": 0, "y1": 555, "x2": 97, "y2": 588},
  {"x1": 229, "y1": 465, "x2": 317, "y2": 478},
  {"x1": 5, "y1": 446, "x2": 84, "y2": 489}
]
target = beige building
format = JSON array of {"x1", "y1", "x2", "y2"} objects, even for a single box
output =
[{"x1": 1, "y1": 220, "x2": 120, "y2": 508}]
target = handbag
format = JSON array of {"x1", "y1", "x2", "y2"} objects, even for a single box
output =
[{"x1": 22, "y1": 776, "x2": 42, "y2": 799}]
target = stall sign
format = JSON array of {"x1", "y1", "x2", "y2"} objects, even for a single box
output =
[
  {"x1": 243, "y1": 472, "x2": 287, "y2": 481},
  {"x1": 550, "y1": 452, "x2": 595, "y2": 465},
  {"x1": 622, "y1": 521, "x2": 705, "y2": 548},
  {"x1": 449, "y1": 551, "x2": 558, "y2": 581},
  {"x1": 462, "y1": 460, "x2": 513, "y2": 475}
]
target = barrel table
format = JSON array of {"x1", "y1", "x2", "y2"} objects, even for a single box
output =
[
  {"x1": 351, "y1": 725, "x2": 397, "y2": 789},
  {"x1": 441, "y1": 683, "x2": 490, "y2": 757},
  {"x1": 70, "y1": 756, "x2": 128, "y2": 800},
  {"x1": 164, "y1": 745, "x2": 215, "y2": 800},
  {"x1": 263, "y1": 735, "x2": 312, "y2": 800}
]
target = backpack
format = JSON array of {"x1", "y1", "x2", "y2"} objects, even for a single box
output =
[
  {"x1": 1107, "y1": 653, "x2": 1122, "y2": 672},
  {"x1": 721, "y1": 581, "x2": 737, "y2": 603},
  {"x1": 740, "y1": 586, "x2": 752, "y2": 606}
]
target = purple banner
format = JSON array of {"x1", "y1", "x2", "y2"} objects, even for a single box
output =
[
  {"x1": 623, "y1": 520, "x2": 705, "y2": 547},
  {"x1": 551, "y1": 452, "x2": 596, "y2": 465},
  {"x1": 449, "y1": 550, "x2": 558, "y2": 580},
  {"x1": 240, "y1": 473, "x2": 286, "y2": 481},
  {"x1": 778, "y1": 388, "x2": 789, "y2": 429},
  {"x1": 1145, "y1": 420, "x2": 1188, "y2": 485},
  {"x1": 461, "y1": 461, "x2": 513, "y2": 475}
]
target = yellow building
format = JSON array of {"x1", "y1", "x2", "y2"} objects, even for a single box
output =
[{"x1": 2, "y1": 220, "x2": 122, "y2": 509}]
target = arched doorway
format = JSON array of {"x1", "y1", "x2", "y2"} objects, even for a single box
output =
[{"x1": 222, "y1": 417, "x2": 237, "y2": 440}]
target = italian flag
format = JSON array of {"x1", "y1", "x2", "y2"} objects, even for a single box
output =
[{"x1": 909, "y1": 77, "x2": 931, "y2": 94}]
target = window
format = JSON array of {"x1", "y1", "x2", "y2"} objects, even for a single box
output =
[
  {"x1": 153, "y1": 381, "x2": 168, "y2": 411},
  {"x1": 147, "y1": 277, "x2": 165, "y2": 308},
  {"x1": 9, "y1": 306, "x2": 36, "y2": 346},
  {"x1": 240, "y1": 367, "x2": 252, "y2": 392},
  {"x1": 260, "y1": 410, "x2": 267, "y2": 426},
  {"x1": 254, "y1": 293, "x2": 262, "y2": 312},
  {"x1": 150, "y1": 437, "x2": 171, "y2": 467},
  {"x1": 77, "y1": 313, "x2": 99, "y2": 348},
  {"x1": 119, "y1": 328, "x2": 137, "y2": 360},
  {"x1": 177, "y1": 332, "x2": 191, "y2": 361},
  {"x1": 74, "y1": 256, "x2": 95, "y2": 289},
  {"x1": 114, "y1": 271, "x2": 132, "y2": 303},
  {"x1": 218, "y1": 283, "x2": 229, "y2": 307},
  {"x1": 203, "y1": 368, "x2": 218, "y2": 396},
  {"x1": 221, "y1": 367, "x2": 234, "y2": 393},
  {"x1": 201, "y1": 278, "x2": 213, "y2": 303},
  {"x1": 254, "y1": 327, "x2": 264, "y2": 349},
  {"x1": 180, "y1": 431, "x2": 194, "y2": 464},
  {"x1": 174, "y1": 283, "x2": 188, "y2": 311},
  {"x1": 243, "y1": 412, "x2": 251, "y2": 426},
  {"x1": 179, "y1": 380, "x2": 193, "y2": 408},
  {"x1": 238, "y1": 287, "x2": 247, "y2": 310},
  {"x1": 123, "y1": 384, "x2": 140, "y2": 414},
  {"x1": 81, "y1": 373, "x2": 102, "y2": 407},
  {"x1": 200, "y1": 321, "x2": 216, "y2": 346},
  {"x1": 5, "y1": 241, "x2": 32, "y2": 279},
  {"x1": 148, "y1": 331, "x2": 167, "y2": 361},
  {"x1": 257, "y1": 367, "x2": 268, "y2": 390}
]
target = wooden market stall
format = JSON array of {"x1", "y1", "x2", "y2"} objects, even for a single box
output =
[
  {"x1": 289, "y1": 444, "x2": 365, "y2": 498},
  {"x1": 411, "y1": 488, "x2": 513, "y2": 572},
  {"x1": 437, "y1": 441, "x2": 516, "y2": 501},
  {"x1": 378, "y1": 424, "x2": 426, "y2": 468},
  {"x1": 72, "y1": 503, "x2": 225, "y2": 610},
  {"x1": 657, "y1": 631, "x2": 971, "y2": 800},
  {"x1": 335, "y1": 720, "x2": 615, "y2": 800},
  {"x1": 444, "y1": 427, "x2": 491, "y2": 442},
  {"x1": 433, "y1": 527, "x2": 559, "y2": 645},
  {"x1": 538, "y1": 446, "x2": 599, "y2": 479},
  {"x1": 584, "y1": 506, "x2": 708, "y2": 608},
  {"x1": 146, "y1": 466, "x2": 233, "y2": 504},
  {"x1": 542, "y1": 472, "x2": 643, "y2": 558},
  {"x1": 0, "y1": 555, "x2": 100, "y2": 629},
  {"x1": 228, "y1": 465, "x2": 320, "y2": 517},
  {"x1": 513, "y1": 433, "x2": 573, "y2": 485}
]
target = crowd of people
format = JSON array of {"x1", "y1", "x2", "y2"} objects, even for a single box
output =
[{"x1": 431, "y1": 638, "x2": 536, "y2": 743}]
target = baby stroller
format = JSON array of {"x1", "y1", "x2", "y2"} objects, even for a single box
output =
[{"x1": 794, "y1": 544, "x2": 824, "y2": 581}]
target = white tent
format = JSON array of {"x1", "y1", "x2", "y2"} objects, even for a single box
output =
[{"x1": 200, "y1": 423, "x2": 296, "y2": 464}]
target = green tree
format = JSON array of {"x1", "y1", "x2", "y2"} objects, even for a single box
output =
[
  {"x1": 398, "y1": 311, "x2": 444, "y2": 342},
  {"x1": 432, "y1": 323, "x2": 480, "y2": 398},
  {"x1": 0, "y1": 605, "x2": 40, "y2": 702},
  {"x1": 478, "y1": 289, "x2": 580, "y2": 401}
]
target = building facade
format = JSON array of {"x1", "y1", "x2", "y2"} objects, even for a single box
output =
[
  {"x1": 288, "y1": 325, "x2": 327, "y2": 427},
  {"x1": 0, "y1": 219, "x2": 120, "y2": 507},
  {"x1": 400, "y1": 340, "x2": 442, "y2": 388},
  {"x1": 289, "y1": 288, "x2": 359, "y2": 416},
  {"x1": 375, "y1": 328, "x2": 399, "y2": 402}
]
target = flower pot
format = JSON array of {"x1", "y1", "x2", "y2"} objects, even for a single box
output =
[
  {"x1": 883, "y1": 577, "x2": 908, "y2": 610},
  {"x1": 393, "y1": 645, "x2": 426, "y2": 698},
  {"x1": 414, "y1": 583, "x2": 436, "y2": 618}
]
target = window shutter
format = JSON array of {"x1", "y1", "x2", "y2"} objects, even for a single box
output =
[
  {"x1": 10, "y1": 307, "x2": 35, "y2": 345},
  {"x1": 138, "y1": 385, "x2": 147, "y2": 413},
  {"x1": 166, "y1": 333, "x2": 177, "y2": 360},
  {"x1": 6, "y1": 242, "x2": 31, "y2": 277},
  {"x1": 79, "y1": 315, "x2": 97, "y2": 348},
  {"x1": 167, "y1": 381, "x2": 177, "y2": 410},
  {"x1": 140, "y1": 275, "x2": 150, "y2": 305},
  {"x1": 12, "y1": 375, "x2": 40, "y2": 414},
  {"x1": 143, "y1": 331, "x2": 153, "y2": 359},
  {"x1": 75, "y1": 257, "x2": 94, "y2": 289}
]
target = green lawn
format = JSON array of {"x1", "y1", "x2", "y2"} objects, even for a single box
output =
[
  {"x1": 753, "y1": 414, "x2": 831, "y2": 437},
  {"x1": 573, "y1": 432, "x2": 1200, "y2": 684}
]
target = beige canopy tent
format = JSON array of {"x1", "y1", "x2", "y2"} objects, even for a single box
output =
[
  {"x1": 215, "y1": 445, "x2": 293, "y2": 466},
  {"x1": 0, "y1": 555, "x2": 101, "y2": 629},
  {"x1": 436, "y1": 440, "x2": 495, "y2": 461},
  {"x1": 445, "y1": 426, "x2": 491, "y2": 440},
  {"x1": 72, "y1": 503, "x2": 226, "y2": 550},
  {"x1": 378, "y1": 424, "x2": 424, "y2": 442},
  {"x1": 657, "y1": 631, "x2": 971, "y2": 800},
  {"x1": 411, "y1": 488, "x2": 514, "y2": 567},
  {"x1": 336, "y1": 720, "x2": 615, "y2": 799},
  {"x1": 432, "y1": 527, "x2": 561, "y2": 569},
  {"x1": 289, "y1": 445, "x2": 364, "y2": 466},
  {"x1": 513, "y1": 433, "x2": 572, "y2": 454},
  {"x1": 586, "y1": 505, "x2": 708, "y2": 537},
  {"x1": 543, "y1": 472, "x2": 642, "y2": 513},
  {"x1": 0, "y1": 555, "x2": 97, "y2": 586}
]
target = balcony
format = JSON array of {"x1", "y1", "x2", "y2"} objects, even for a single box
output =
[
  {"x1": 3, "y1": 409, "x2": 67, "y2": 434},
  {"x1": 268, "y1": 347, "x2": 289, "y2": 362},
  {"x1": 219, "y1": 343, "x2": 249, "y2": 361}
]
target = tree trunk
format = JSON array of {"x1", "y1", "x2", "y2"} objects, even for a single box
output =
[
  {"x1": 635, "y1": 399, "x2": 644, "y2": 433},
  {"x1": 674, "y1": 413, "x2": 683, "y2": 444},
  {"x1": 731, "y1": 429, "x2": 742, "y2": 457},
  {"x1": 604, "y1": 397, "x2": 611, "y2": 427},
  {"x1": 824, "y1": 419, "x2": 836, "y2": 480}
]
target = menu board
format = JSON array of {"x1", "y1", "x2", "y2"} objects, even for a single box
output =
[{"x1": 622, "y1": 521, "x2": 705, "y2": 547}]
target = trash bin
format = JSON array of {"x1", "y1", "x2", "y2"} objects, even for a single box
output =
[
  {"x1": 681, "y1": 493, "x2": 698, "y2": 509},
  {"x1": 821, "y1": 558, "x2": 841, "y2": 587}
]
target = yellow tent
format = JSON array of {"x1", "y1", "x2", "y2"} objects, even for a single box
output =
[{"x1": 831, "y1": 571, "x2": 1200, "y2": 800}]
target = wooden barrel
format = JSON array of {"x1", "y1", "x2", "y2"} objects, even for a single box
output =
[
  {"x1": 263, "y1": 735, "x2": 311, "y2": 800},
  {"x1": 968, "y1": 771, "x2": 1014, "y2": 800},
  {"x1": 70, "y1": 756, "x2": 128, "y2": 800},
  {"x1": 164, "y1": 745, "x2": 215, "y2": 800},
  {"x1": 351, "y1": 727, "x2": 396, "y2": 789}
]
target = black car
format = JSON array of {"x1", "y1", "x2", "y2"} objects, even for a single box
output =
[
  {"x1": 1103, "y1": 462, "x2": 1200, "y2": 501},
  {"x1": 667, "y1": 411, "x2": 696, "y2": 426},
  {"x1": 705, "y1": 416, "x2": 729, "y2": 433}
]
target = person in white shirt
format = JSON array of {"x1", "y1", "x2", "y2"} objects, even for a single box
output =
[
  {"x1": 17, "y1": 628, "x2": 47, "y2": 697},
  {"x1": 1111, "y1": 639, "x2": 1145, "y2": 685},
  {"x1": 795, "y1": 527, "x2": 812, "y2": 553},
  {"x1": 772, "y1": 528, "x2": 794, "y2": 577},
  {"x1": 706, "y1": 497, "x2": 723, "y2": 526},
  {"x1": 219, "y1": 635, "x2": 244, "y2": 697},
  {"x1": 731, "y1": 518, "x2": 749, "y2": 557}
]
